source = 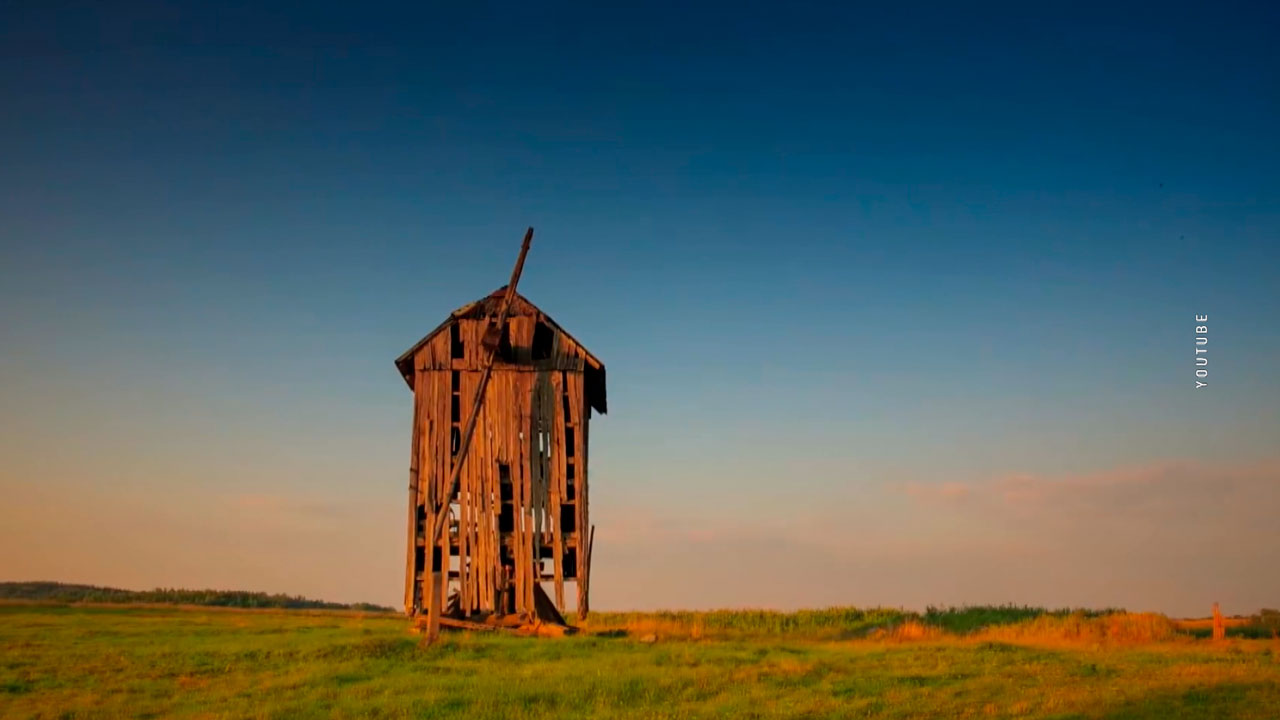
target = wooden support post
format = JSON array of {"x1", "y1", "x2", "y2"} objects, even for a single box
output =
[
  {"x1": 403, "y1": 373, "x2": 423, "y2": 615},
  {"x1": 426, "y1": 558, "x2": 442, "y2": 641},
  {"x1": 577, "y1": 401, "x2": 591, "y2": 621},
  {"x1": 581, "y1": 524, "x2": 595, "y2": 619},
  {"x1": 1213, "y1": 602, "x2": 1225, "y2": 642},
  {"x1": 550, "y1": 371, "x2": 566, "y2": 612}
]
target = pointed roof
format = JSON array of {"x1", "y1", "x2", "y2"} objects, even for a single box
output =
[{"x1": 394, "y1": 287, "x2": 607, "y2": 412}]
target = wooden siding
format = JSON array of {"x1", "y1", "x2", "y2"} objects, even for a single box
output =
[
  {"x1": 395, "y1": 288, "x2": 607, "y2": 414},
  {"x1": 403, "y1": 310, "x2": 599, "y2": 622}
]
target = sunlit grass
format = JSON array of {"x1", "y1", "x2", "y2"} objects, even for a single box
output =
[
  {"x1": 583, "y1": 606, "x2": 908, "y2": 640},
  {"x1": 2, "y1": 604, "x2": 1278, "y2": 719},
  {"x1": 583, "y1": 604, "x2": 1180, "y2": 643}
]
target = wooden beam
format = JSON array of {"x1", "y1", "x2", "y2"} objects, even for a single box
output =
[
  {"x1": 439, "y1": 617, "x2": 505, "y2": 633},
  {"x1": 583, "y1": 524, "x2": 595, "y2": 618},
  {"x1": 403, "y1": 371, "x2": 424, "y2": 614},
  {"x1": 424, "y1": 228, "x2": 533, "y2": 641}
]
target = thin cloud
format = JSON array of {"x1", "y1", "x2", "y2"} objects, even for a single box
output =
[
  {"x1": 594, "y1": 458, "x2": 1280, "y2": 615},
  {"x1": 904, "y1": 459, "x2": 1279, "y2": 516},
  {"x1": 903, "y1": 481, "x2": 971, "y2": 502},
  {"x1": 231, "y1": 493, "x2": 347, "y2": 519}
]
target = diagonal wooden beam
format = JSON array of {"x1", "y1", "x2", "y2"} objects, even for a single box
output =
[{"x1": 423, "y1": 227, "x2": 532, "y2": 640}]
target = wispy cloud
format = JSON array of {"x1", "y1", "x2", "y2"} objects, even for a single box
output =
[
  {"x1": 901, "y1": 459, "x2": 1279, "y2": 521},
  {"x1": 593, "y1": 459, "x2": 1280, "y2": 615},
  {"x1": 4, "y1": 459, "x2": 1277, "y2": 616},
  {"x1": 231, "y1": 493, "x2": 348, "y2": 519},
  {"x1": 903, "y1": 480, "x2": 971, "y2": 502}
]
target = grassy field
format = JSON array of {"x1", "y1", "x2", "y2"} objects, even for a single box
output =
[{"x1": 2, "y1": 604, "x2": 1279, "y2": 719}]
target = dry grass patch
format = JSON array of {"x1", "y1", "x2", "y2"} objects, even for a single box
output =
[{"x1": 974, "y1": 612, "x2": 1179, "y2": 644}]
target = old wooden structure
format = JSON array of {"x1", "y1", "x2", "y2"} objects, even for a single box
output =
[{"x1": 396, "y1": 230, "x2": 606, "y2": 636}]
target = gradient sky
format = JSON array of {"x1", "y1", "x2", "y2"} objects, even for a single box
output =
[{"x1": 2, "y1": 1, "x2": 1277, "y2": 617}]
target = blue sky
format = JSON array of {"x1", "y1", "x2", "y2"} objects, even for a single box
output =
[{"x1": 1, "y1": 1, "x2": 1277, "y2": 614}]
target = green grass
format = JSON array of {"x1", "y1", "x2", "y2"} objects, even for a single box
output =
[
  {"x1": 1184, "y1": 625, "x2": 1280, "y2": 640},
  {"x1": 585, "y1": 606, "x2": 910, "y2": 639},
  {"x1": 583, "y1": 605, "x2": 1174, "y2": 642},
  {"x1": 2, "y1": 604, "x2": 1279, "y2": 719},
  {"x1": 920, "y1": 605, "x2": 1122, "y2": 635}
]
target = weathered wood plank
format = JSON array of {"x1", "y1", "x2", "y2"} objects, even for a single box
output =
[
  {"x1": 403, "y1": 369, "x2": 424, "y2": 614},
  {"x1": 577, "y1": 372, "x2": 591, "y2": 619},
  {"x1": 550, "y1": 370, "x2": 566, "y2": 612},
  {"x1": 459, "y1": 371, "x2": 472, "y2": 615}
]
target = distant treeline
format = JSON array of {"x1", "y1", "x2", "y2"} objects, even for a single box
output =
[
  {"x1": 586, "y1": 604, "x2": 1130, "y2": 639},
  {"x1": 0, "y1": 582, "x2": 394, "y2": 613},
  {"x1": 586, "y1": 604, "x2": 1280, "y2": 642}
]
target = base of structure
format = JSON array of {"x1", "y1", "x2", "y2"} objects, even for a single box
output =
[
  {"x1": 412, "y1": 585, "x2": 576, "y2": 641},
  {"x1": 412, "y1": 612, "x2": 576, "y2": 639}
]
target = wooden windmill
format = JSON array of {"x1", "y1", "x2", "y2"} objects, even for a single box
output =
[{"x1": 396, "y1": 229, "x2": 607, "y2": 639}]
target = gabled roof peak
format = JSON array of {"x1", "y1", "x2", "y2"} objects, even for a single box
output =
[{"x1": 394, "y1": 287, "x2": 605, "y2": 394}]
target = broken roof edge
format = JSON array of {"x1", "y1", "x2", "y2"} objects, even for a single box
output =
[{"x1": 394, "y1": 287, "x2": 607, "y2": 413}]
